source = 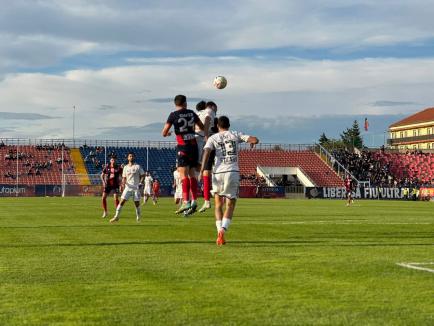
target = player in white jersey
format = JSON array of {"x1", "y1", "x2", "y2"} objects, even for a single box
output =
[
  {"x1": 172, "y1": 167, "x2": 183, "y2": 207},
  {"x1": 195, "y1": 101, "x2": 217, "y2": 213},
  {"x1": 143, "y1": 172, "x2": 153, "y2": 204},
  {"x1": 200, "y1": 116, "x2": 259, "y2": 246},
  {"x1": 110, "y1": 152, "x2": 145, "y2": 223}
]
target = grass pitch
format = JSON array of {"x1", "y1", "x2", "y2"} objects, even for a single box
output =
[{"x1": 0, "y1": 197, "x2": 433, "y2": 325}]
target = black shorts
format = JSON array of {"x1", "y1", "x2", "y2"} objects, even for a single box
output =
[
  {"x1": 204, "y1": 149, "x2": 215, "y2": 171},
  {"x1": 104, "y1": 184, "x2": 120, "y2": 194},
  {"x1": 177, "y1": 145, "x2": 199, "y2": 168}
]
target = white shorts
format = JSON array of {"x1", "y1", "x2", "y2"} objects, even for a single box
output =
[
  {"x1": 121, "y1": 187, "x2": 141, "y2": 201},
  {"x1": 144, "y1": 186, "x2": 152, "y2": 195},
  {"x1": 211, "y1": 171, "x2": 240, "y2": 199},
  {"x1": 174, "y1": 187, "x2": 183, "y2": 199}
]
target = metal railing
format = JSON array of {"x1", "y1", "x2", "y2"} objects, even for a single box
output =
[{"x1": 314, "y1": 143, "x2": 359, "y2": 184}]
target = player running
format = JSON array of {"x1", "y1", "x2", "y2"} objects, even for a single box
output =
[
  {"x1": 200, "y1": 116, "x2": 259, "y2": 246},
  {"x1": 152, "y1": 179, "x2": 160, "y2": 205},
  {"x1": 110, "y1": 152, "x2": 145, "y2": 223},
  {"x1": 345, "y1": 175, "x2": 354, "y2": 206},
  {"x1": 162, "y1": 95, "x2": 204, "y2": 215},
  {"x1": 195, "y1": 100, "x2": 218, "y2": 213},
  {"x1": 100, "y1": 155, "x2": 122, "y2": 218},
  {"x1": 143, "y1": 172, "x2": 153, "y2": 204}
]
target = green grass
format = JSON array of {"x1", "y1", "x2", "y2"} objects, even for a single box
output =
[{"x1": 0, "y1": 197, "x2": 433, "y2": 325}]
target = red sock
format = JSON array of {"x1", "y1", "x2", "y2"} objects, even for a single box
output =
[
  {"x1": 190, "y1": 177, "x2": 198, "y2": 201},
  {"x1": 115, "y1": 198, "x2": 119, "y2": 208},
  {"x1": 102, "y1": 198, "x2": 107, "y2": 211},
  {"x1": 182, "y1": 178, "x2": 190, "y2": 202},
  {"x1": 203, "y1": 175, "x2": 211, "y2": 201}
]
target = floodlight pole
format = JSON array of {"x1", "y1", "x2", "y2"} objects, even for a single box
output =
[{"x1": 73, "y1": 105, "x2": 76, "y2": 148}]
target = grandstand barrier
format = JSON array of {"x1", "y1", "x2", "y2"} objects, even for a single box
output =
[{"x1": 305, "y1": 186, "x2": 428, "y2": 200}]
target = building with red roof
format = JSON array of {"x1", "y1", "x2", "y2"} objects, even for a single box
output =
[{"x1": 388, "y1": 107, "x2": 434, "y2": 150}]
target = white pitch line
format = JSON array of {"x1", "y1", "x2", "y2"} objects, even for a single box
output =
[{"x1": 396, "y1": 262, "x2": 434, "y2": 273}]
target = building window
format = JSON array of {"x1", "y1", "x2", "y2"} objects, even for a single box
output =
[
  {"x1": 413, "y1": 145, "x2": 417, "y2": 149},
  {"x1": 405, "y1": 131, "x2": 408, "y2": 137},
  {"x1": 400, "y1": 131, "x2": 403, "y2": 138},
  {"x1": 428, "y1": 128, "x2": 432, "y2": 135},
  {"x1": 413, "y1": 130, "x2": 417, "y2": 137}
]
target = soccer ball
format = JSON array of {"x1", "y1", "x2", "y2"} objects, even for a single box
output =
[{"x1": 213, "y1": 76, "x2": 227, "y2": 89}]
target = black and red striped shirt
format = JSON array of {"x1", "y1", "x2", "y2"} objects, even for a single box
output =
[
  {"x1": 102, "y1": 164, "x2": 122, "y2": 187},
  {"x1": 166, "y1": 109, "x2": 200, "y2": 146}
]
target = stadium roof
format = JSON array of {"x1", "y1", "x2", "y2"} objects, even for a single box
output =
[{"x1": 389, "y1": 107, "x2": 434, "y2": 128}]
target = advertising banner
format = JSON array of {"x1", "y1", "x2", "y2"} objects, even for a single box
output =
[
  {"x1": 0, "y1": 184, "x2": 35, "y2": 197},
  {"x1": 306, "y1": 187, "x2": 407, "y2": 200}
]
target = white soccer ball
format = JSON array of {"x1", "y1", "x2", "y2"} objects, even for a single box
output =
[{"x1": 213, "y1": 76, "x2": 227, "y2": 89}]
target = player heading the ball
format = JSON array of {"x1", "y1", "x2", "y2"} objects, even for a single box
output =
[{"x1": 162, "y1": 95, "x2": 204, "y2": 215}]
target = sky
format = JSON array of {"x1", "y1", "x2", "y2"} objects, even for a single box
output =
[{"x1": 1, "y1": 1, "x2": 434, "y2": 146}]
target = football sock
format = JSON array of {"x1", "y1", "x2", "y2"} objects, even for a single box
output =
[
  {"x1": 182, "y1": 178, "x2": 190, "y2": 202},
  {"x1": 115, "y1": 198, "x2": 119, "y2": 207},
  {"x1": 116, "y1": 204, "x2": 123, "y2": 214},
  {"x1": 102, "y1": 198, "x2": 107, "y2": 212},
  {"x1": 222, "y1": 217, "x2": 231, "y2": 231},
  {"x1": 135, "y1": 206, "x2": 141, "y2": 217},
  {"x1": 190, "y1": 177, "x2": 198, "y2": 201},
  {"x1": 203, "y1": 175, "x2": 211, "y2": 201},
  {"x1": 216, "y1": 220, "x2": 222, "y2": 232}
]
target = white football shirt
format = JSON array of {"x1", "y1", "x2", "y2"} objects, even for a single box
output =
[
  {"x1": 144, "y1": 175, "x2": 153, "y2": 188},
  {"x1": 122, "y1": 163, "x2": 145, "y2": 190},
  {"x1": 204, "y1": 130, "x2": 250, "y2": 174},
  {"x1": 195, "y1": 108, "x2": 216, "y2": 136}
]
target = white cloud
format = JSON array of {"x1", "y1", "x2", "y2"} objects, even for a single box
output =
[
  {"x1": 0, "y1": 56, "x2": 433, "y2": 140},
  {"x1": 0, "y1": 1, "x2": 434, "y2": 72}
]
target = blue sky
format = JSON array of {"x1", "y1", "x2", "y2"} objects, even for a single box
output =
[{"x1": 1, "y1": 1, "x2": 434, "y2": 146}]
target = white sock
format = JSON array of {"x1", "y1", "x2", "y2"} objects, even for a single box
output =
[
  {"x1": 222, "y1": 217, "x2": 231, "y2": 231},
  {"x1": 135, "y1": 206, "x2": 141, "y2": 217},
  {"x1": 216, "y1": 220, "x2": 222, "y2": 232},
  {"x1": 116, "y1": 204, "x2": 122, "y2": 213}
]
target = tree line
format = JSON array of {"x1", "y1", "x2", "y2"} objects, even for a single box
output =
[{"x1": 318, "y1": 120, "x2": 363, "y2": 149}]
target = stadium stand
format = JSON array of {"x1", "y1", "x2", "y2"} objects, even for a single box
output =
[
  {"x1": 239, "y1": 149, "x2": 343, "y2": 187},
  {"x1": 0, "y1": 144, "x2": 78, "y2": 185},
  {"x1": 332, "y1": 148, "x2": 434, "y2": 188},
  {"x1": 79, "y1": 146, "x2": 176, "y2": 186}
]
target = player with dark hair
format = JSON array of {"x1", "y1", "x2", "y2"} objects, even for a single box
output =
[
  {"x1": 195, "y1": 100, "x2": 218, "y2": 212},
  {"x1": 162, "y1": 95, "x2": 204, "y2": 214},
  {"x1": 200, "y1": 115, "x2": 259, "y2": 246},
  {"x1": 100, "y1": 155, "x2": 122, "y2": 218},
  {"x1": 110, "y1": 152, "x2": 145, "y2": 223}
]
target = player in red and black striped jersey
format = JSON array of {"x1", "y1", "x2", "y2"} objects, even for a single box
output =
[
  {"x1": 100, "y1": 155, "x2": 123, "y2": 218},
  {"x1": 345, "y1": 176, "x2": 354, "y2": 206},
  {"x1": 162, "y1": 95, "x2": 204, "y2": 214}
]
